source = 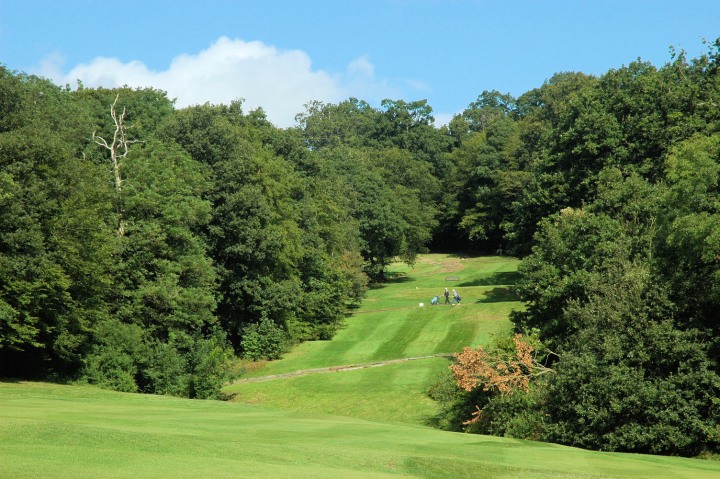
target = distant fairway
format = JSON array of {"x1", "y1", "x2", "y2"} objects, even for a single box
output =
[
  {"x1": 3, "y1": 381, "x2": 720, "y2": 479},
  {"x1": 224, "y1": 254, "x2": 521, "y2": 424}
]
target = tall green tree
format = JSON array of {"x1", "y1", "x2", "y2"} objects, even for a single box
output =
[
  {"x1": 544, "y1": 261, "x2": 720, "y2": 456},
  {"x1": 310, "y1": 145, "x2": 437, "y2": 279},
  {"x1": 0, "y1": 69, "x2": 116, "y2": 376},
  {"x1": 656, "y1": 134, "x2": 720, "y2": 339},
  {"x1": 160, "y1": 103, "x2": 302, "y2": 349}
]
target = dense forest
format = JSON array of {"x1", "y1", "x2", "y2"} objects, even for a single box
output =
[{"x1": 2, "y1": 39, "x2": 720, "y2": 456}]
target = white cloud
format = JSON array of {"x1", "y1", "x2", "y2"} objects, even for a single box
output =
[
  {"x1": 346, "y1": 55, "x2": 375, "y2": 78},
  {"x1": 39, "y1": 36, "x2": 405, "y2": 128}
]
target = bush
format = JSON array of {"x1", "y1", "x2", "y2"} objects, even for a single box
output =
[
  {"x1": 472, "y1": 386, "x2": 546, "y2": 440},
  {"x1": 188, "y1": 332, "x2": 234, "y2": 399},
  {"x1": 81, "y1": 321, "x2": 148, "y2": 393},
  {"x1": 544, "y1": 334, "x2": 720, "y2": 456},
  {"x1": 83, "y1": 320, "x2": 233, "y2": 399},
  {"x1": 145, "y1": 338, "x2": 190, "y2": 396},
  {"x1": 427, "y1": 368, "x2": 484, "y2": 431},
  {"x1": 240, "y1": 317, "x2": 288, "y2": 361}
]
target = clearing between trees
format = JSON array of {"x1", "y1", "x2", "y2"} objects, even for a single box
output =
[{"x1": 222, "y1": 254, "x2": 520, "y2": 423}]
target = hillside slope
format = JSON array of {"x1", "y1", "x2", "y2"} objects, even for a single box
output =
[
  {"x1": 224, "y1": 254, "x2": 520, "y2": 424},
  {"x1": 2, "y1": 381, "x2": 719, "y2": 479}
]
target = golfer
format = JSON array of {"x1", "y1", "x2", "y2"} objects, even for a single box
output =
[{"x1": 453, "y1": 289, "x2": 461, "y2": 304}]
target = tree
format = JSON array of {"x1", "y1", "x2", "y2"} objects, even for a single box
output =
[
  {"x1": 93, "y1": 93, "x2": 142, "y2": 236},
  {"x1": 0, "y1": 71, "x2": 116, "y2": 377},
  {"x1": 503, "y1": 71, "x2": 599, "y2": 254},
  {"x1": 77, "y1": 91, "x2": 234, "y2": 397},
  {"x1": 294, "y1": 98, "x2": 379, "y2": 149},
  {"x1": 542, "y1": 261, "x2": 720, "y2": 455},
  {"x1": 159, "y1": 102, "x2": 359, "y2": 354},
  {"x1": 310, "y1": 145, "x2": 436, "y2": 279},
  {"x1": 449, "y1": 90, "x2": 517, "y2": 142},
  {"x1": 511, "y1": 207, "x2": 629, "y2": 350},
  {"x1": 437, "y1": 333, "x2": 551, "y2": 439},
  {"x1": 656, "y1": 134, "x2": 720, "y2": 337},
  {"x1": 451, "y1": 333, "x2": 554, "y2": 397},
  {"x1": 452, "y1": 117, "x2": 525, "y2": 251}
]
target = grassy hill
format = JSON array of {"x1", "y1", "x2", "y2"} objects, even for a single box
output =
[
  {"x1": 3, "y1": 254, "x2": 720, "y2": 478},
  {"x1": 3, "y1": 381, "x2": 720, "y2": 478},
  {"x1": 224, "y1": 254, "x2": 520, "y2": 424},
  {"x1": 0, "y1": 382, "x2": 720, "y2": 479}
]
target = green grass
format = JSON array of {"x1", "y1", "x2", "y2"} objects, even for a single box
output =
[
  {"x1": 224, "y1": 254, "x2": 521, "y2": 425},
  {"x1": 5, "y1": 254, "x2": 718, "y2": 478},
  {"x1": 230, "y1": 358, "x2": 450, "y2": 425},
  {"x1": 3, "y1": 381, "x2": 720, "y2": 479},
  {"x1": 235, "y1": 254, "x2": 519, "y2": 375}
]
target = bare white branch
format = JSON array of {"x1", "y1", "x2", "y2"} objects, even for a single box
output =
[{"x1": 94, "y1": 93, "x2": 142, "y2": 236}]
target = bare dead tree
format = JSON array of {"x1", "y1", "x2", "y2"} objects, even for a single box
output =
[{"x1": 93, "y1": 94, "x2": 141, "y2": 235}]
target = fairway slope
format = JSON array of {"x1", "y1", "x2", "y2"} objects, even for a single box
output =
[
  {"x1": 225, "y1": 254, "x2": 520, "y2": 424},
  {"x1": 231, "y1": 353, "x2": 453, "y2": 384},
  {"x1": 3, "y1": 381, "x2": 720, "y2": 479}
]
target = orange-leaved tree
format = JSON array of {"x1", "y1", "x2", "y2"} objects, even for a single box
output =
[{"x1": 450, "y1": 333, "x2": 555, "y2": 424}]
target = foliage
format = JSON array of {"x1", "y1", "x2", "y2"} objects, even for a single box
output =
[
  {"x1": 427, "y1": 368, "x2": 482, "y2": 432},
  {"x1": 307, "y1": 145, "x2": 437, "y2": 280},
  {"x1": 430, "y1": 357, "x2": 546, "y2": 440},
  {"x1": 511, "y1": 207, "x2": 629, "y2": 350},
  {"x1": 443, "y1": 333, "x2": 552, "y2": 439},
  {"x1": 240, "y1": 317, "x2": 288, "y2": 361},
  {"x1": 535, "y1": 258, "x2": 720, "y2": 455},
  {"x1": 657, "y1": 134, "x2": 720, "y2": 336},
  {"x1": 159, "y1": 103, "x2": 369, "y2": 351},
  {"x1": 451, "y1": 333, "x2": 549, "y2": 396},
  {"x1": 0, "y1": 68, "x2": 116, "y2": 376},
  {"x1": 502, "y1": 133, "x2": 720, "y2": 455},
  {"x1": 81, "y1": 320, "x2": 147, "y2": 393}
]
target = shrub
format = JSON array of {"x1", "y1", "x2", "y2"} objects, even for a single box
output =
[
  {"x1": 188, "y1": 331, "x2": 234, "y2": 399},
  {"x1": 81, "y1": 320, "x2": 148, "y2": 393},
  {"x1": 240, "y1": 317, "x2": 288, "y2": 361},
  {"x1": 427, "y1": 368, "x2": 485, "y2": 431},
  {"x1": 472, "y1": 386, "x2": 545, "y2": 440}
]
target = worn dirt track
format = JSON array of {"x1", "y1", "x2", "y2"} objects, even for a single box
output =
[{"x1": 229, "y1": 354, "x2": 454, "y2": 384}]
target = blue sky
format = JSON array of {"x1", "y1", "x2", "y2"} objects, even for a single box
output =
[{"x1": 1, "y1": 1, "x2": 719, "y2": 127}]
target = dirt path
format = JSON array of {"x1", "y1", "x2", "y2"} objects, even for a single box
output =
[{"x1": 229, "y1": 354, "x2": 454, "y2": 385}]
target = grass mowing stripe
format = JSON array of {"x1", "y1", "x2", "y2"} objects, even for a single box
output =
[
  {"x1": 431, "y1": 309, "x2": 483, "y2": 354},
  {"x1": 377, "y1": 308, "x2": 432, "y2": 359}
]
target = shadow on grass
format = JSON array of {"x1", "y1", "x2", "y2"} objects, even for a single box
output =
[
  {"x1": 458, "y1": 271, "x2": 521, "y2": 287},
  {"x1": 475, "y1": 287, "x2": 520, "y2": 304},
  {"x1": 0, "y1": 378, "x2": 22, "y2": 384},
  {"x1": 369, "y1": 272, "x2": 415, "y2": 289}
]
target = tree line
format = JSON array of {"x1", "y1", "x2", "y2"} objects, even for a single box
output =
[
  {"x1": 1, "y1": 39, "x2": 720, "y2": 455},
  {"x1": 0, "y1": 75, "x2": 443, "y2": 395},
  {"x1": 431, "y1": 40, "x2": 720, "y2": 457}
]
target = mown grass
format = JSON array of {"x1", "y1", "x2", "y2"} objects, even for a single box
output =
[
  {"x1": 229, "y1": 358, "x2": 449, "y2": 425},
  {"x1": 234, "y1": 255, "x2": 519, "y2": 375},
  {"x1": 3, "y1": 381, "x2": 720, "y2": 479},
  {"x1": 224, "y1": 254, "x2": 521, "y2": 425},
  {"x1": 6, "y1": 254, "x2": 717, "y2": 478}
]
